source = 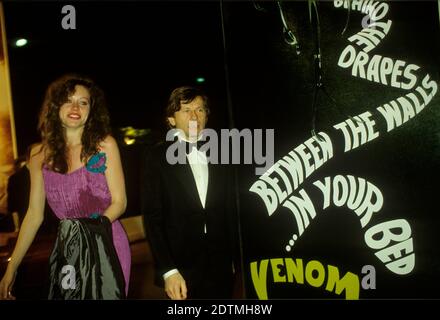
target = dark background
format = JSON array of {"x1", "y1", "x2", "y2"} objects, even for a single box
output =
[
  {"x1": 2, "y1": 0, "x2": 440, "y2": 299},
  {"x1": 3, "y1": 0, "x2": 230, "y2": 217}
]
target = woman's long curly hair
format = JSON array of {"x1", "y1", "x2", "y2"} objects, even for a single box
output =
[{"x1": 38, "y1": 74, "x2": 111, "y2": 173}]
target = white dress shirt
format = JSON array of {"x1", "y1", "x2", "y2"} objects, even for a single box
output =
[{"x1": 187, "y1": 144, "x2": 209, "y2": 209}]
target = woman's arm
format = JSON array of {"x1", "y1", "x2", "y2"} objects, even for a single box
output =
[
  {"x1": 7, "y1": 145, "x2": 46, "y2": 271},
  {"x1": 100, "y1": 135, "x2": 127, "y2": 222},
  {"x1": 0, "y1": 145, "x2": 46, "y2": 299}
]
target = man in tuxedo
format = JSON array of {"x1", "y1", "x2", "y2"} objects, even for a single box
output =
[{"x1": 142, "y1": 86, "x2": 239, "y2": 300}]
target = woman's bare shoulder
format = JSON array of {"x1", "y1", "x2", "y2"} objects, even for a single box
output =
[{"x1": 99, "y1": 135, "x2": 118, "y2": 152}]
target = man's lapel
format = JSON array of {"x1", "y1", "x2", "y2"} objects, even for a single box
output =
[
  {"x1": 172, "y1": 161, "x2": 204, "y2": 210},
  {"x1": 204, "y1": 162, "x2": 218, "y2": 211}
]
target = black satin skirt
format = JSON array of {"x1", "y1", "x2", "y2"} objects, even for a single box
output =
[{"x1": 48, "y1": 216, "x2": 126, "y2": 299}]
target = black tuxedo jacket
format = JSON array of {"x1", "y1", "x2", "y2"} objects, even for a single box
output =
[{"x1": 141, "y1": 141, "x2": 239, "y2": 295}]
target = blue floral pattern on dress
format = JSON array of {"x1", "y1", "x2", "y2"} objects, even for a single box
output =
[
  {"x1": 89, "y1": 212, "x2": 101, "y2": 219},
  {"x1": 86, "y1": 152, "x2": 107, "y2": 173}
]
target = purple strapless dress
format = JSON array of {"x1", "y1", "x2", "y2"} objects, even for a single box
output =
[{"x1": 42, "y1": 155, "x2": 131, "y2": 295}]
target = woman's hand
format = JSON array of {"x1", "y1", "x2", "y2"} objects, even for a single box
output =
[{"x1": 0, "y1": 269, "x2": 17, "y2": 300}]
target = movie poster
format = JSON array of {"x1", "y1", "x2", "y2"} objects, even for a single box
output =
[{"x1": 225, "y1": 0, "x2": 440, "y2": 299}]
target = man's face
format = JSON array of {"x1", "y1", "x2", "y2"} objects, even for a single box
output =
[{"x1": 168, "y1": 96, "x2": 207, "y2": 139}]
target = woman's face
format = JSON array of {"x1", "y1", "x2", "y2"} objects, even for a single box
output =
[{"x1": 59, "y1": 85, "x2": 91, "y2": 129}]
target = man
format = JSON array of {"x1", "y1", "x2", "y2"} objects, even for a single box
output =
[{"x1": 142, "y1": 86, "x2": 239, "y2": 299}]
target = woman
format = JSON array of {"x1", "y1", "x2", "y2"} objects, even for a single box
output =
[{"x1": 0, "y1": 74, "x2": 131, "y2": 299}]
